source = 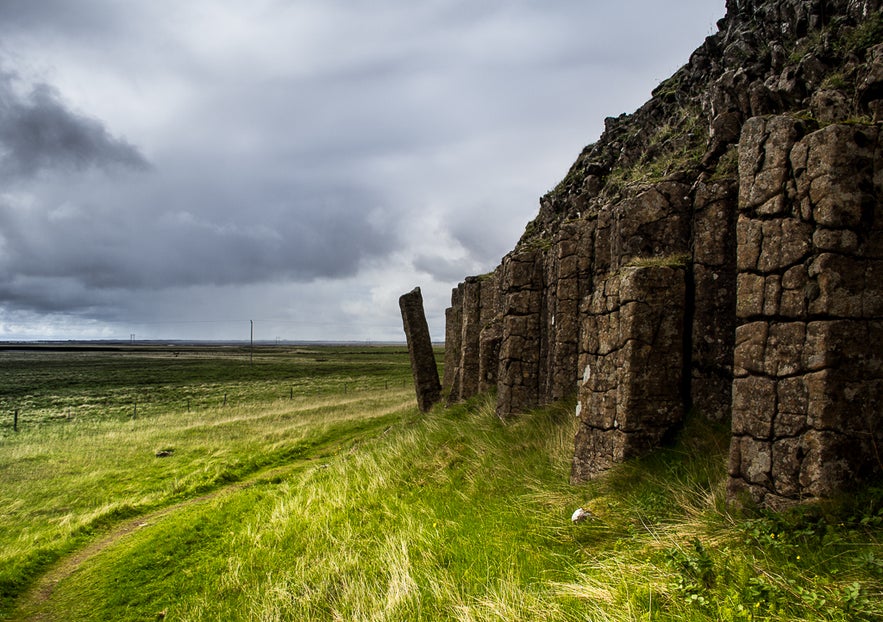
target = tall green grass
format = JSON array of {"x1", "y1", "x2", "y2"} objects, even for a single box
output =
[
  {"x1": 0, "y1": 346, "x2": 415, "y2": 618},
  {"x1": 1, "y1": 393, "x2": 413, "y2": 616},
  {"x1": 10, "y1": 391, "x2": 883, "y2": 621},
  {"x1": 3, "y1": 346, "x2": 882, "y2": 621}
]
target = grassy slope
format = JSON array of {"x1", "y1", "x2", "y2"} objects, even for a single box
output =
[
  {"x1": 2, "y1": 347, "x2": 882, "y2": 621},
  {"x1": 0, "y1": 346, "x2": 414, "y2": 618}
]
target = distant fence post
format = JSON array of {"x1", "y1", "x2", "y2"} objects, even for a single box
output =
[
  {"x1": 133, "y1": 401, "x2": 138, "y2": 419},
  {"x1": 13, "y1": 408, "x2": 18, "y2": 432}
]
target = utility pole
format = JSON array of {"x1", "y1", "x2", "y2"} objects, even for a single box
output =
[{"x1": 250, "y1": 320, "x2": 254, "y2": 366}]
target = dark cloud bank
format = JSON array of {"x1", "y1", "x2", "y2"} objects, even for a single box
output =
[
  {"x1": 0, "y1": 1, "x2": 724, "y2": 340},
  {"x1": 0, "y1": 68, "x2": 395, "y2": 318},
  {"x1": 0, "y1": 71, "x2": 148, "y2": 180}
]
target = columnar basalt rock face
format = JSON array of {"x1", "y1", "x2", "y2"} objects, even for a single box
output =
[
  {"x1": 457, "y1": 277, "x2": 483, "y2": 400},
  {"x1": 608, "y1": 183, "x2": 693, "y2": 270},
  {"x1": 572, "y1": 265, "x2": 687, "y2": 481},
  {"x1": 444, "y1": 0, "x2": 883, "y2": 507},
  {"x1": 443, "y1": 272, "x2": 504, "y2": 402},
  {"x1": 727, "y1": 117, "x2": 883, "y2": 508},
  {"x1": 399, "y1": 287, "x2": 442, "y2": 413},
  {"x1": 544, "y1": 221, "x2": 593, "y2": 403},
  {"x1": 442, "y1": 285, "x2": 462, "y2": 395},
  {"x1": 443, "y1": 286, "x2": 466, "y2": 402},
  {"x1": 478, "y1": 273, "x2": 503, "y2": 393},
  {"x1": 691, "y1": 179, "x2": 739, "y2": 421},
  {"x1": 496, "y1": 249, "x2": 546, "y2": 418}
]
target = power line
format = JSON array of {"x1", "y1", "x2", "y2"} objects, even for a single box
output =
[{"x1": 108, "y1": 318, "x2": 409, "y2": 329}]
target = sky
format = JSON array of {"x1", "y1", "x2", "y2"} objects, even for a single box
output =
[{"x1": 0, "y1": 0, "x2": 724, "y2": 342}]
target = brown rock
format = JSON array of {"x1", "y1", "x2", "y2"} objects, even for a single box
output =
[
  {"x1": 571, "y1": 266, "x2": 685, "y2": 482},
  {"x1": 810, "y1": 89, "x2": 852, "y2": 124},
  {"x1": 772, "y1": 437, "x2": 805, "y2": 497},
  {"x1": 733, "y1": 321, "x2": 768, "y2": 376},
  {"x1": 732, "y1": 375, "x2": 776, "y2": 438},
  {"x1": 758, "y1": 218, "x2": 813, "y2": 272},
  {"x1": 740, "y1": 437, "x2": 773, "y2": 487},
  {"x1": 738, "y1": 116, "x2": 805, "y2": 213},
  {"x1": 399, "y1": 287, "x2": 442, "y2": 413},
  {"x1": 443, "y1": 5, "x2": 883, "y2": 510}
]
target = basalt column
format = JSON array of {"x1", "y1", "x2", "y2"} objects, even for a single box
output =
[
  {"x1": 456, "y1": 277, "x2": 483, "y2": 400},
  {"x1": 572, "y1": 265, "x2": 687, "y2": 481},
  {"x1": 571, "y1": 181, "x2": 693, "y2": 481},
  {"x1": 399, "y1": 287, "x2": 442, "y2": 413},
  {"x1": 544, "y1": 220, "x2": 594, "y2": 403},
  {"x1": 478, "y1": 271, "x2": 503, "y2": 393},
  {"x1": 496, "y1": 249, "x2": 546, "y2": 419},
  {"x1": 691, "y1": 179, "x2": 739, "y2": 421},
  {"x1": 728, "y1": 116, "x2": 883, "y2": 508},
  {"x1": 443, "y1": 284, "x2": 463, "y2": 400}
]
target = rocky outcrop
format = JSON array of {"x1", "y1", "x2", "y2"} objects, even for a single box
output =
[
  {"x1": 444, "y1": 0, "x2": 883, "y2": 507},
  {"x1": 444, "y1": 274, "x2": 504, "y2": 404}
]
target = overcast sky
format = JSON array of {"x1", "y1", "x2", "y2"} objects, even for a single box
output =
[{"x1": 0, "y1": 0, "x2": 724, "y2": 342}]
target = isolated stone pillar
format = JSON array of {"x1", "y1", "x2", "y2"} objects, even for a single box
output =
[{"x1": 399, "y1": 287, "x2": 442, "y2": 412}]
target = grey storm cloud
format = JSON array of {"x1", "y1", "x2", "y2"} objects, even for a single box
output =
[
  {"x1": 0, "y1": 165, "x2": 396, "y2": 294},
  {"x1": 0, "y1": 0, "x2": 726, "y2": 340},
  {"x1": 0, "y1": 63, "x2": 396, "y2": 306},
  {"x1": 412, "y1": 254, "x2": 479, "y2": 283},
  {"x1": 0, "y1": 71, "x2": 149, "y2": 180},
  {"x1": 0, "y1": 0, "x2": 123, "y2": 32}
]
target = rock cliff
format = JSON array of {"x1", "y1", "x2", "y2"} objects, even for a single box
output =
[{"x1": 444, "y1": 0, "x2": 883, "y2": 508}]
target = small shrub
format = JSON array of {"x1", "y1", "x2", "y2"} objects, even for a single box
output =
[
  {"x1": 665, "y1": 538, "x2": 716, "y2": 606},
  {"x1": 843, "y1": 12, "x2": 883, "y2": 54}
]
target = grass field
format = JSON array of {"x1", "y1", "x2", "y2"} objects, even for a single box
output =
[
  {"x1": 1, "y1": 345, "x2": 882, "y2": 621},
  {"x1": 0, "y1": 344, "x2": 413, "y2": 427}
]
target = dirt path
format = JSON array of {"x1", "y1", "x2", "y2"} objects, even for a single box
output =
[
  {"x1": 14, "y1": 460, "x2": 306, "y2": 622},
  {"x1": 10, "y1": 402, "x2": 409, "y2": 621}
]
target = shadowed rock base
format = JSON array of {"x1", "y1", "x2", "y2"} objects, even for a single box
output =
[{"x1": 399, "y1": 287, "x2": 442, "y2": 412}]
